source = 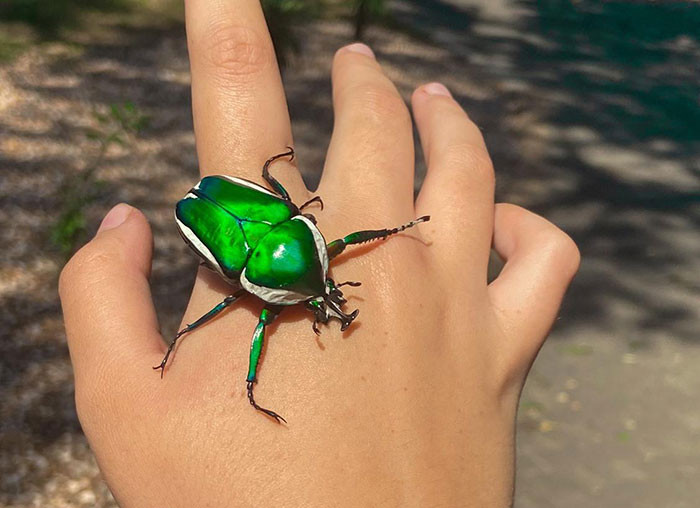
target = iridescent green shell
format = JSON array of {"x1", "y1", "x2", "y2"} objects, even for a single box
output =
[
  {"x1": 242, "y1": 217, "x2": 327, "y2": 300},
  {"x1": 175, "y1": 175, "x2": 298, "y2": 279}
]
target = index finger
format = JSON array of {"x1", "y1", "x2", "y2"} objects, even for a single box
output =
[{"x1": 186, "y1": 0, "x2": 308, "y2": 198}]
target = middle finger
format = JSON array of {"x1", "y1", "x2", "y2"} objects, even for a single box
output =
[
  {"x1": 186, "y1": 0, "x2": 307, "y2": 198},
  {"x1": 181, "y1": 0, "x2": 308, "y2": 371},
  {"x1": 411, "y1": 83, "x2": 495, "y2": 286}
]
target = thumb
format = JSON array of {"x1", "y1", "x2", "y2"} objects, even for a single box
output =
[{"x1": 59, "y1": 203, "x2": 163, "y2": 385}]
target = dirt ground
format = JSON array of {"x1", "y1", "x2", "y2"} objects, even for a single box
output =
[{"x1": 1, "y1": 1, "x2": 698, "y2": 506}]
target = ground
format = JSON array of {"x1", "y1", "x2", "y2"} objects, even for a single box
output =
[{"x1": 0, "y1": 1, "x2": 698, "y2": 506}]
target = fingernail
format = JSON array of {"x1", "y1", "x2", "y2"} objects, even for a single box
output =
[
  {"x1": 423, "y1": 82, "x2": 452, "y2": 97},
  {"x1": 97, "y1": 203, "x2": 132, "y2": 234},
  {"x1": 344, "y1": 42, "x2": 375, "y2": 58}
]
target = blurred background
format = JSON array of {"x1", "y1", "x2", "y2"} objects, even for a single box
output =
[{"x1": 0, "y1": 0, "x2": 698, "y2": 506}]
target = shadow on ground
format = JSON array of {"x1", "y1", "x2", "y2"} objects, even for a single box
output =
[
  {"x1": 0, "y1": 21, "x2": 196, "y2": 505},
  {"x1": 387, "y1": 0, "x2": 700, "y2": 346}
]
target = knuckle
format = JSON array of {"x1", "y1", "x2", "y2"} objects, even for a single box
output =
[
  {"x1": 440, "y1": 140, "x2": 494, "y2": 187},
  {"x1": 544, "y1": 229, "x2": 581, "y2": 275},
  {"x1": 495, "y1": 203, "x2": 528, "y2": 227},
  {"x1": 59, "y1": 241, "x2": 120, "y2": 296},
  {"x1": 339, "y1": 82, "x2": 411, "y2": 129},
  {"x1": 495, "y1": 204, "x2": 580, "y2": 277},
  {"x1": 496, "y1": 202, "x2": 524, "y2": 217},
  {"x1": 196, "y1": 21, "x2": 273, "y2": 79}
]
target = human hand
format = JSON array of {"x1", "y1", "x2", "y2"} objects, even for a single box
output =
[{"x1": 59, "y1": 1, "x2": 580, "y2": 506}]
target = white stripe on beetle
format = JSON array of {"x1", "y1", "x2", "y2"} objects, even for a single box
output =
[
  {"x1": 175, "y1": 212, "x2": 225, "y2": 277},
  {"x1": 240, "y1": 267, "x2": 309, "y2": 305},
  {"x1": 292, "y1": 215, "x2": 329, "y2": 276}
]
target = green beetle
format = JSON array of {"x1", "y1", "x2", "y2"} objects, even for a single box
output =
[{"x1": 154, "y1": 147, "x2": 429, "y2": 423}]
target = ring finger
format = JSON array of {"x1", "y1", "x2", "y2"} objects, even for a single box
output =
[
  {"x1": 411, "y1": 83, "x2": 495, "y2": 287},
  {"x1": 318, "y1": 43, "x2": 415, "y2": 224}
]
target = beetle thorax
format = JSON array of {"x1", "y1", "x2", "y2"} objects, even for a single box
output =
[{"x1": 239, "y1": 215, "x2": 330, "y2": 305}]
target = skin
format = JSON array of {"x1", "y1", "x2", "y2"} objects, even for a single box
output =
[{"x1": 58, "y1": 1, "x2": 580, "y2": 506}]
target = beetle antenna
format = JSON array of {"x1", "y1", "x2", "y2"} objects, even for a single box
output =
[
  {"x1": 383, "y1": 216, "x2": 430, "y2": 238},
  {"x1": 326, "y1": 216, "x2": 430, "y2": 261}
]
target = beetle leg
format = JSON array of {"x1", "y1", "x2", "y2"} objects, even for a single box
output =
[
  {"x1": 299, "y1": 195, "x2": 324, "y2": 211},
  {"x1": 246, "y1": 306, "x2": 287, "y2": 424},
  {"x1": 312, "y1": 319, "x2": 322, "y2": 336},
  {"x1": 153, "y1": 290, "x2": 245, "y2": 378},
  {"x1": 302, "y1": 213, "x2": 318, "y2": 225},
  {"x1": 326, "y1": 216, "x2": 430, "y2": 260},
  {"x1": 262, "y1": 146, "x2": 295, "y2": 201}
]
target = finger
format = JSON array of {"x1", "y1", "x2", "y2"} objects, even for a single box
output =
[
  {"x1": 59, "y1": 204, "x2": 163, "y2": 385},
  {"x1": 411, "y1": 83, "x2": 495, "y2": 283},
  {"x1": 488, "y1": 204, "x2": 580, "y2": 360},
  {"x1": 186, "y1": 0, "x2": 307, "y2": 198},
  {"x1": 318, "y1": 43, "x2": 414, "y2": 222}
]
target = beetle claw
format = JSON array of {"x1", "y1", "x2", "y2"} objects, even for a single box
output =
[
  {"x1": 247, "y1": 381, "x2": 287, "y2": 424},
  {"x1": 152, "y1": 364, "x2": 165, "y2": 379},
  {"x1": 339, "y1": 309, "x2": 359, "y2": 331}
]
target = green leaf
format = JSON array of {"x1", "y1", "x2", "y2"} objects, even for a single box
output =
[
  {"x1": 616, "y1": 431, "x2": 631, "y2": 443},
  {"x1": 94, "y1": 112, "x2": 109, "y2": 124},
  {"x1": 111, "y1": 134, "x2": 127, "y2": 146},
  {"x1": 51, "y1": 206, "x2": 87, "y2": 256},
  {"x1": 558, "y1": 343, "x2": 594, "y2": 356}
]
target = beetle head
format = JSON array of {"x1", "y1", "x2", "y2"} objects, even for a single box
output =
[{"x1": 307, "y1": 278, "x2": 360, "y2": 334}]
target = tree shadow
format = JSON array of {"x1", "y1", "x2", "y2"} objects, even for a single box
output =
[
  {"x1": 0, "y1": 0, "x2": 132, "y2": 38},
  {"x1": 0, "y1": 20, "x2": 196, "y2": 501},
  {"x1": 382, "y1": 0, "x2": 700, "y2": 345}
]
